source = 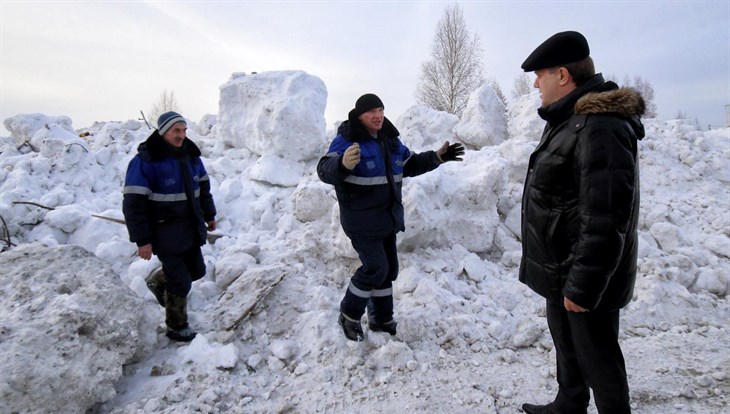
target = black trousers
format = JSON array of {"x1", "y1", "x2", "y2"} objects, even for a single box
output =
[
  {"x1": 340, "y1": 233, "x2": 398, "y2": 322},
  {"x1": 158, "y1": 246, "x2": 206, "y2": 298},
  {"x1": 546, "y1": 300, "x2": 631, "y2": 414}
]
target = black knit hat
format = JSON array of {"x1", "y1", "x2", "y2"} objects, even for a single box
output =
[
  {"x1": 157, "y1": 111, "x2": 186, "y2": 135},
  {"x1": 351, "y1": 93, "x2": 384, "y2": 118},
  {"x1": 521, "y1": 31, "x2": 590, "y2": 72}
]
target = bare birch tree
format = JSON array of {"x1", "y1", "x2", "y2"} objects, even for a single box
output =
[
  {"x1": 620, "y1": 75, "x2": 657, "y2": 118},
  {"x1": 149, "y1": 89, "x2": 180, "y2": 124},
  {"x1": 630, "y1": 76, "x2": 657, "y2": 118},
  {"x1": 512, "y1": 73, "x2": 533, "y2": 99},
  {"x1": 416, "y1": 3, "x2": 484, "y2": 117}
]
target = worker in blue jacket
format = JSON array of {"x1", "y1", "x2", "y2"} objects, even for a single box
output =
[
  {"x1": 123, "y1": 111, "x2": 217, "y2": 342},
  {"x1": 317, "y1": 94, "x2": 464, "y2": 341}
]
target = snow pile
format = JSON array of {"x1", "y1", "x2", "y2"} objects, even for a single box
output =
[
  {"x1": 0, "y1": 243, "x2": 154, "y2": 414},
  {"x1": 216, "y1": 70, "x2": 328, "y2": 187},
  {"x1": 0, "y1": 70, "x2": 728, "y2": 413},
  {"x1": 454, "y1": 84, "x2": 509, "y2": 147}
]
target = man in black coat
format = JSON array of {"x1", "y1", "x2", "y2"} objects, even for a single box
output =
[
  {"x1": 317, "y1": 94, "x2": 464, "y2": 341},
  {"x1": 518, "y1": 32, "x2": 645, "y2": 414}
]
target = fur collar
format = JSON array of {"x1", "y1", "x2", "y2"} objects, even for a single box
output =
[{"x1": 575, "y1": 87, "x2": 646, "y2": 118}]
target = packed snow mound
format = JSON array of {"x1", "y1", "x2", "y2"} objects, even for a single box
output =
[
  {"x1": 454, "y1": 84, "x2": 509, "y2": 148},
  {"x1": 506, "y1": 91, "x2": 544, "y2": 143},
  {"x1": 0, "y1": 243, "x2": 154, "y2": 414},
  {"x1": 215, "y1": 70, "x2": 328, "y2": 187},
  {"x1": 217, "y1": 70, "x2": 327, "y2": 161},
  {"x1": 395, "y1": 105, "x2": 459, "y2": 151},
  {"x1": 3, "y1": 113, "x2": 76, "y2": 149}
]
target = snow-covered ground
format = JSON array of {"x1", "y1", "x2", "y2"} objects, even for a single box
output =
[{"x1": 0, "y1": 70, "x2": 728, "y2": 414}]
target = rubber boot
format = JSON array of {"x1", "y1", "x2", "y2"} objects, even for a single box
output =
[
  {"x1": 164, "y1": 291, "x2": 197, "y2": 342},
  {"x1": 367, "y1": 297, "x2": 397, "y2": 335},
  {"x1": 338, "y1": 313, "x2": 364, "y2": 341},
  {"x1": 145, "y1": 269, "x2": 166, "y2": 307},
  {"x1": 521, "y1": 403, "x2": 559, "y2": 414}
]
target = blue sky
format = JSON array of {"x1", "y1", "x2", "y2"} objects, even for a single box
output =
[{"x1": 1, "y1": 1, "x2": 728, "y2": 134}]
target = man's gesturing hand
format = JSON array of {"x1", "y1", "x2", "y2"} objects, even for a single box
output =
[
  {"x1": 342, "y1": 142, "x2": 361, "y2": 170},
  {"x1": 436, "y1": 141, "x2": 465, "y2": 162}
]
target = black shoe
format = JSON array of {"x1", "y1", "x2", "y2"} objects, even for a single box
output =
[
  {"x1": 521, "y1": 403, "x2": 555, "y2": 414},
  {"x1": 368, "y1": 320, "x2": 397, "y2": 336},
  {"x1": 338, "y1": 313, "x2": 364, "y2": 341},
  {"x1": 166, "y1": 325, "x2": 197, "y2": 342}
]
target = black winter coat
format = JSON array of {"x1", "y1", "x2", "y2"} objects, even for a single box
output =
[
  {"x1": 519, "y1": 74, "x2": 646, "y2": 311},
  {"x1": 122, "y1": 131, "x2": 216, "y2": 256},
  {"x1": 317, "y1": 114, "x2": 441, "y2": 239}
]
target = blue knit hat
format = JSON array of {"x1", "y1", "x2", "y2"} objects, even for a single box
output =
[{"x1": 157, "y1": 111, "x2": 186, "y2": 135}]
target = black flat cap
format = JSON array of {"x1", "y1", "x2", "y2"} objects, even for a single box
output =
[{"x1": 521, "y1": 31, "x2": 589, "y2": 72}]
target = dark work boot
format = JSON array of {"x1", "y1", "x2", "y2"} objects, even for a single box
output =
[
  {"x1": 338, "y1": 313, "x2": 364, "y2": 341},
  {"x1": 368, "y1": 319, "x2": 397, "y2": 336},
  {"x1": 166, "y1": 325, "x2": 197, "y2": 342},
  {"x1": 521, "y1": 403, "x2": 556, "y2": 414},
  {"x1": 165, "y1": 292, "x2": 197, "y2": 342},
  {"x1": 145, "y1": 269, "x2": 166, "y2": 307}
]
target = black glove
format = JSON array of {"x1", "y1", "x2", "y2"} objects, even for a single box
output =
[{"x1": 437, "y1": 141, "x2": 465, "y2": 162}]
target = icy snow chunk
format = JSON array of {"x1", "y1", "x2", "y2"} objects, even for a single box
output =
[
  {"x1": 649, "y1": 222, "x2": 689, "y2": 251},
  {"x1": 219, "y1": 178, "x2": 243, "y2": 203},
  {"x1": 454, "y1": 84, "x2": 508, "y2": 148},
  {"x1": 89, "y1": 121, "x2": 140, "y2": 150},
  {"x1": 213, "y1": 246, "x2": 257, "y2": 289},
  {"x1": 44, "y1": 204, "x2": 90, "y2": 233},
  {"x1": 194, "y1": 113, "x2": 217, "y2": 136},
  {"x1": 366, "y1": 340, "x2": 415, "y2": 370},
  {"x1": 292, "y1": 182, "x2": 332, "y2": 223},
  {"x1": 178, "y1": 334, "x2": 238, "y2": 369},
  {"x1": 703, "y1": 234, "x2": 730, "y2": 258},
  {"x1": 68, "y1": 211, "x2": 129, "y2": 257},
  {"x1": 462, "y1": 252, "x2": 489, "y2": 282},
  {"x1": 396, "y1": 105, "x2": 458, "y2": 151},
  {"x1": 217, "y1": 70, "x2": 327, "y2": 161},
  {"x1": 248, "y1": 154, "x2": 306, "y2": 187},
  {"x1": 3, "y1": 113, "x2": 75, "y2": 147},
  {"x1": 506, "y1": 92, "x2": 542, "y2": 143},
  {"x1": 693, "y1": 267, "x2": 727, "y2": 296},
  {"x1": 512, "y1": 321, "x2": 542, "y2": 348},
  {"x1": 0, "y1": 243, "x2": 148, "y2": 414},
  {"x1": 270, "y1": 339, "x2": 296, "y2": 361}
]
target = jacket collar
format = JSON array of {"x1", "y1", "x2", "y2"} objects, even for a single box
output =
[
  {"x1": 339, "y1": 112, "x2": 400, "y2": 144},
  {"x1": 138, "y1": 130, "x2": 202, "y2": 161},
  {"x1": 538, "y1": 73, "x2": 605, "y2": 125}
]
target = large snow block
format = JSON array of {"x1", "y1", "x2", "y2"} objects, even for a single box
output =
[
  {"x1": 453, "y1": 85, "x2": 508, "y2": 148},
  {"x1": 0, "y1": 243, "x2": 146, "y2": 414},
  {"x1": 396, "y1": 105, "x2": 458, "y2": 152},
  {"x1": 217, "y1": 70, "x2": 327, "y2": 162}
]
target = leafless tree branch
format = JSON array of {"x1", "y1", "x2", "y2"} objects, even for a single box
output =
[{"x1": 416, "y1": 3, "x2": 484, "y2": 117}]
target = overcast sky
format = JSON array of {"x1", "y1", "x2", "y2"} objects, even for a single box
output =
[{"x1": 1, "y1": 1, "x2": 728, "y2": 136}]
